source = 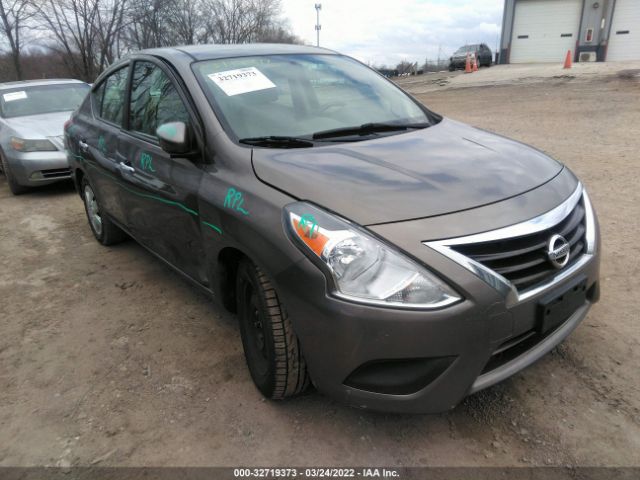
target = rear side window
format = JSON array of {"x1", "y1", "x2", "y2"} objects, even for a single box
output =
[
  {"x1": 96, "y1": 67, "x2": 128, "y2": 125},
  {"x1": 129, "y1": 61, "x2": 190, "y2": 138}
]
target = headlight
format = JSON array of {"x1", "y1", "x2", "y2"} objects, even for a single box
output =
[
  {"x1": 10, "y1": 136, "x2": 57, "y2": 152},
  {"x1": 284, "y1": 203, "x2": 461, "y2": 309}
]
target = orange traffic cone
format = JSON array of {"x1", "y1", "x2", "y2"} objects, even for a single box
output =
[
  {"x1": 473, "y1": 54, "x2": 479, "y2": 72},
  {"x1": 563, "y1": 50, "x2": 572, "y2": 69},
  {"x1": 465, "y1": 54, "x2": 472, "y2": 73}
]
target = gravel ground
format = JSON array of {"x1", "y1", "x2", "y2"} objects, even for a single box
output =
[{"x1": 0, "y1": 69, "x2": 639, "y2": 468}]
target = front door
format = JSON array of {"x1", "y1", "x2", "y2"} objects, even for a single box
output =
[{"x1": 117, "y1": 59, "x2": 207, "y2": 285}]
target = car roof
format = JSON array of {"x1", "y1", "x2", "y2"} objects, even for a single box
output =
[
  {"x1": 139, "y1": 43, "x2": 337, "y2": 62},
  {"x1": 0, "y1": 79, "x2": 87, "y2": 90}
]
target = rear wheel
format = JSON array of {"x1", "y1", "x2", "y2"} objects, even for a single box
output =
[
  {"x1": 236, "y1": 259, "x2": 310, "y2": 399},
  {"x1": 81, "y1": 177, "x2": 126, "y2": 246},
  {"x1": 0, "y1": 153, "x2": 28, "y2": 195}
]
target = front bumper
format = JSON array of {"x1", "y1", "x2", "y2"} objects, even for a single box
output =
[
  {"x1": 449, "y1": 57, "x2": 468, "y2": 69},
  {"x1": 3, "y1": 149, "x2": 71, "y2": 186},
  {"x1": 274, "y1": 184, "x2": 600, "y2": 414},
  {"x1": 276, "y1": 253, "x2": 598, "y2": 413}
]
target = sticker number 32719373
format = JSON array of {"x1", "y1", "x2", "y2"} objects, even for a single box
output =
[{"x1": 207, "y1": 67, "x2": 276, "y2": 97}]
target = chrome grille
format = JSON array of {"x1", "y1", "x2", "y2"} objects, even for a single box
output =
[{"x1": 450, "y1": 200, "x2": 587, "y2": 292}]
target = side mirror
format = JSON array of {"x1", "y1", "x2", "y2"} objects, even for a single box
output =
[{"x1": 157, "y1": 122, "x2": 192, "y2": 156}]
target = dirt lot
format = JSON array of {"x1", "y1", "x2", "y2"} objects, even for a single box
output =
[{"x1": 1, "y1": 68, "x2": 639, "y2": 468}]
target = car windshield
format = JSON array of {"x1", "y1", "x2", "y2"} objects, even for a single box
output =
[
  {"x1": 0, "y1": 83, "x2": 90, "y2": 118},
  {"x1": 454, "y1": 45, "x2": 477, "y2": 54},
  {"x1": 193, "y1": 54, "x2": 432, "y2": 143}
]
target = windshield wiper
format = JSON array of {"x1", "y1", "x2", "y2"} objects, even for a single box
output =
[
  {"x1": 239, "y1": 136, "x2": 314, "y2": 148},
  {"x1": 312, "y1": 122, "x2": 430, "y2": 140}
]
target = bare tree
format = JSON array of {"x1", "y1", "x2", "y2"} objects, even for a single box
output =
[
  {"x1": 202, "y1": 0, "x2": 281, "y2": 44},
  {"x1": 94, "y1": 0, "x2": 128, "y2": 68},
  {"x1": 126, "y1": 0, "x2": 171, "y2": 50},
  {"x1": 0, "y1": 0, "x2": 35, "y2": 80},
  {"x1": 256, "y1": 22, "x2": 302, "y2": 44},
  {"x1": 34, "y1": 0, "x2": 128, "y2": 81},
  {"x1": 8, "y1": 0, "x2": 300, "y2": 82},
  {"x1": 166, "y1": 0, "x2": 205, "y2": 45}
]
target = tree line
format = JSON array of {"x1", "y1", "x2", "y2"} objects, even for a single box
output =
[{"x1": 0, "y1": 0, "x2": 302, "y2": 82}]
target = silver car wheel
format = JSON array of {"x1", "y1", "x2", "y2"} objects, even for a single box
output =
[{"x1": 84, "y1": 185, "x2": 103, "y2": 236}]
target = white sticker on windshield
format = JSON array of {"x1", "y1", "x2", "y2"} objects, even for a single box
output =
[
  {"x1": 208, "y1": 67, "x2": 276, "y2": 96},
  {"x1": 3, "y1": 91, "x2": 27, "y2": 102}
]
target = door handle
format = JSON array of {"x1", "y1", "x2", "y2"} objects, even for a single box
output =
[
  {"x1": 118, "y1": 162, "x2": 135, "y2": 173},
  {"x1": 78, "y1": 140, "x2": 89, "y2": 152}
]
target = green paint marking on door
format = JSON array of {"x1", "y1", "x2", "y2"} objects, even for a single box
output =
[
  {"x1": 98, "y1": 135, "x2": 107, "y2": 154},
  {"x1": 201, "y1": 221, "x2": 223, "y2": 234},
  {"x1": 75, "y1": 154, "x2": 221, "y2": 233},
  {"x1": 140, "y1": 152, "x2": 155, "y2": 172},
  {"x1": 78, "y1": 157, "x2": 198, "y2": 216},
  {"x1": 223, "y1": 187, "x2": 250, "y2": 215}
]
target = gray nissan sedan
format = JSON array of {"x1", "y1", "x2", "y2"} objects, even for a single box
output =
[
  {"x1": 0, "y1": 79, "x2": 90, "y2": 194},
  {"x1": 65, "y1": 44, "x2": 600, "y2": 413}
]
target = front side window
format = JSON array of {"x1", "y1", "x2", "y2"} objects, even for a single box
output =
[
  {"x1": 193, "y1": 54, "x2": 432, "y2": 142},
  {"x1": 0, "y1": 83, "x2": 89, "y2": 118},
  {"x1": 129, "y1": 61, "x2": 190, "y2": 138},
  {"x1": 98, "y1": 67, "x2": 128, "y2": 125}
]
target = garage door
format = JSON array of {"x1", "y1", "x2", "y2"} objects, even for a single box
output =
[
  {"x1": 510, "y1": 0, "x2": 582, "y2": 63},
  {"x1": 607, "y1": 0, "x2": 640, "y2": 61}
]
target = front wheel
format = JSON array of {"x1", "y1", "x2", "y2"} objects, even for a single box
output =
[
  {"x1": 236, "y1": 259, "x2": 310, "y2": 399},
  {"x1": 1, "y1": 153, "x2": 28, "y2": 195}
]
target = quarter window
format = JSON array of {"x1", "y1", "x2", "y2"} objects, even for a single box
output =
[
  {"x1": 129, "y1": 61, "x2": 190, "y2": 138},
  {"x1": 97, "y1": 67, "x2": 128, "y2": 125}
]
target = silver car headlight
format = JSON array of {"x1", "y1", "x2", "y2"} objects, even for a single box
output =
[
  {"x1": 284, "y1": 202, "x2": 461, "y2": 309},
  {"x1": 10, "y1": 136, "x2": 57, "y2": 152}
]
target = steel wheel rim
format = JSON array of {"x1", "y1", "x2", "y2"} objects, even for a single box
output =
[{"x1": 84, "y1": 185, "x2": 102, "y2": 236}]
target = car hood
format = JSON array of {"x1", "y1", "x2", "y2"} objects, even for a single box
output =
[
  {"x1": 252, "y1": 118, "x2": 563, "y2": 225},
  {"x1": 4, "y1": 111, "x2": 72, "y2": 139}
]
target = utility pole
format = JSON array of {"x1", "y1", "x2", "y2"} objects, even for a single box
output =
[{"x1": 315, "y1": 3, "x2": 322, "y2": 47}]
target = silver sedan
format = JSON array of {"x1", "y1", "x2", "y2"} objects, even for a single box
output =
[{"x1": 0, "y1": 79, "x2": 90, "y2": 195}]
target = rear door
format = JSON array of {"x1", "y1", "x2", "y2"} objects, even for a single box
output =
[
  {"x1": 75, "y1": 66, "x2": 130, "y2": 225},
  {"x1": 117, "y1": 58, "x2": 207, "y2": 284}
]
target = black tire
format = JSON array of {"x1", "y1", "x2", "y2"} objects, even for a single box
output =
[
  {"x1": 81, "y1": 177, "x2": 127, "y2": 246},
  {"x1": 0, "y1": 153, "x2": 28, "y2": 195},
  {"x1": 236, "y1": 259, "x2": 310, "y2": 399}
]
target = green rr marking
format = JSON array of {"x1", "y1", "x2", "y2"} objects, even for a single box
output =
[
  {"x1": 139, "y1": 152, "x2": 155, "y2": 172},
  {"x1": 98, "y1": 135, "x2": 107, "y2": 154}
]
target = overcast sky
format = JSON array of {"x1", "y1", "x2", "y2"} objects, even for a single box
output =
[{"x1": 280, "y1": 0, "x2": 504, "y2": 67}]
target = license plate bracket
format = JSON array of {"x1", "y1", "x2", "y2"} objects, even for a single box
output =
[{"x1": 537, "y1": 276, "x2": 587, "y2": 334}]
